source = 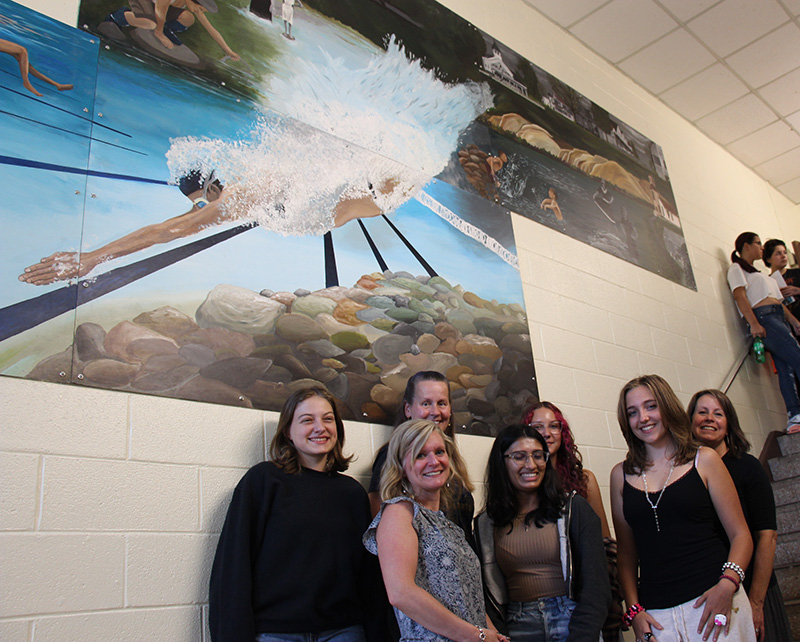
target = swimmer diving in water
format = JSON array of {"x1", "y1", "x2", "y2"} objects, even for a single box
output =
[{"x1": 18, "y1": 167, "x2": 399, "y2": 286}]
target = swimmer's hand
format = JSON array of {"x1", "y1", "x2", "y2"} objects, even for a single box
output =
[{"x1": 19, "y1": 251, "x2": 96, "y2": 285}]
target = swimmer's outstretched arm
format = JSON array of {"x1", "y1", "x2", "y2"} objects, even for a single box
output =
[
  {"x1": 0, "y1": 38, "x2": 73, "y2": 96},
  {"x1": 19, "y1": 191, "x2": 236, "y2": 286},
  {"x1": 194, "y1": 10, "x2": 240, "y2": 60}
]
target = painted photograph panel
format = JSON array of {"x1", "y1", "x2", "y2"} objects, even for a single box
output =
[
  {"x1": 0, "y1": 0, "x2": 537, "y2": 435},
  {"x1": 0, "y1": 0, "x2": 99, "y2": 379}
]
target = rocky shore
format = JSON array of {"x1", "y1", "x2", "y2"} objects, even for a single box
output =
[{"x1": 28, "y1": 271, "x2": 537, "y2": 435}]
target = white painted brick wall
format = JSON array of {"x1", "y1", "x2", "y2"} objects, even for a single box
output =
[{"x1": 2, "y1": 0, "x2": 799, "y2": 639}]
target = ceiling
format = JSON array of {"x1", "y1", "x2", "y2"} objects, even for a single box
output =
[{"x1": 520, "y1": 0, "x2": 800, "y2": 205}]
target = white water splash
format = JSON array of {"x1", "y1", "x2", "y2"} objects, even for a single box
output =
[{"x1": 166, "y1": 37, "x2": 492, "y2": 237}]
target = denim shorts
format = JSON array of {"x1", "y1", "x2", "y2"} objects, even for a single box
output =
[
  {"x1": 507, "y1": 596, "x2": 576, "y2": 642},
  {"x1": 256, "y1": 624, "x2": 366, "y2": 642}
]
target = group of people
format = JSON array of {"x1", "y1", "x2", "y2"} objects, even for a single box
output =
[
  {"x1": 209, "y1": 367, "x2": 789, "y2": 642},
  {"x1": 729, "y1": 232, "x2": 800, "y2": 433}
]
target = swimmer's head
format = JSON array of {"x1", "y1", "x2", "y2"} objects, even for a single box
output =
[
  {"x1": 548, "y1": 188, "x2": 556, "y2": 198},
  {"x1": 179, "y1": 169, "x2": 223, "y2": 208}
]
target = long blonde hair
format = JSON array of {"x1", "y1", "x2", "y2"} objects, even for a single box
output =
[{"x1": 379, "y1": 419, "x2": 473, "y2": 511}]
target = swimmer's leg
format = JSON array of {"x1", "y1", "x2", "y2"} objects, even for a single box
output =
[
  {"x1": 105, "y1": 7, "x2": 156, "y2": 29},
  {"x1": 0, "y1": 39, "x2": 41, "y2": 96}
]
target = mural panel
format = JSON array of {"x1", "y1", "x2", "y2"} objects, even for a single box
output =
[{"x1": 1, "y1": 0, "x2": 694, "y2": 433}]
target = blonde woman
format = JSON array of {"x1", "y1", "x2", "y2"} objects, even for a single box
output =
[{"x1": 364, "y1": 419, "x2": 504, "y2": 642}]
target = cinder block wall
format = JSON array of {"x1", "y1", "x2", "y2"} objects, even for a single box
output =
[{"x1": 2, "y1": 0, "x2": 800, "y2": 640}]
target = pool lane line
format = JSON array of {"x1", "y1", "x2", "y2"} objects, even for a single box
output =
[{"x1": 0, "y1": 155, "x2": 169, "y2": 184}]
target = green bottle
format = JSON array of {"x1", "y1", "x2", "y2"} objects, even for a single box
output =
[{"x1": 753, "y1": 337, "x2": 766, "y2": 363}]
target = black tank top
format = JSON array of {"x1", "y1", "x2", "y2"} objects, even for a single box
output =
[{"x1": 623, "y1": 465, "x2": 728, "y2": 608}]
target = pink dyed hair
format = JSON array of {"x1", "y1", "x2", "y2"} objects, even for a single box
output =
[{"x1": 522, "y1": 401, "x2": 587, "y2": 497}]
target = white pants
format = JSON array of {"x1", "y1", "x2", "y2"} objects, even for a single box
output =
[{"x1": 647, "y1": 589, "x2": 756, "y2": 642}]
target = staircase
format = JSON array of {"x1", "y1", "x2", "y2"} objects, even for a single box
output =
[{"x1": 770, "y1": 433, "x2": 800, "y2": 640}]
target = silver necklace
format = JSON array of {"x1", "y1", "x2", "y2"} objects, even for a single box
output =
[{"x1": 641, "y1": 458, "x2": 676, "y2": 532}]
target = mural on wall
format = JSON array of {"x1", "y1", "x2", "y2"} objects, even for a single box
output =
[
  {"x1": 0, "y1": 0, "x2": 539, "y2": 435},
  {"x1": 0, "y1": 0, "x2": 694, "y2": 433}
]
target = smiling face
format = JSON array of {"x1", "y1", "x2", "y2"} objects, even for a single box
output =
[
  {"x1": 288, "y1": 395, "x2": 338, "y2": 470},
  {"x1": 529, "y1": 407, "x2": 562, "y2": 458},
  {"x1": 504, "y1": 437, "x2": 548, "y2": 497},
  {"x1": 625, "y1": 385, "x2": 668, "y2": 447},
  {"x1": 405, "y1": 380, "x2": 451, "y2": 432},
  {"x1": 403, "y1": 431, "x2": 450, "y2": 501},
  {"x1": 691, "y1": 394, "x2": 728, "y2": 454}
]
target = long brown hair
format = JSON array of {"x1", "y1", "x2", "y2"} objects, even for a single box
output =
[
  {"x1": 269, "y1": 386, "x2": 353, "y2": 473},
  {"x1": 617, "y1": 374, "x2": 698, "y2": 474}
]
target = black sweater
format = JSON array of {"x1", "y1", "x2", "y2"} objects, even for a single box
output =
[{"x1": 209, "y1": 462, "x2": 385, "y2": 642}]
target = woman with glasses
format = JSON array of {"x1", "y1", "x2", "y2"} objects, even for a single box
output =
[
  {"x1": 474, "y1": 424, "x2": 610, "y2": 642},
  {"x1": 523, "y1": 402, "x2": 620, "y2": 641}
]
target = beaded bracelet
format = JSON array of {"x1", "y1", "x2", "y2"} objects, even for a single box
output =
[
  {"x1": 722, "y1": 561, "x2": 745, "y2": 583},
  {"x1": 476, "y1": 627, "x2": 486, "y2": 641},
  {"x1": 719, "y1": 574, "x2": 740, "y2": 592},
  {"x1": 623, "y1": 603, "x2": 645, "y2": 627}
]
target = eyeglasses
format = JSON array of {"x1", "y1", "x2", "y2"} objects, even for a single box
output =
[
  {"x1": 504, "y1": 450, "x2": 549, "y2": 465},
  {"x1": 530, "y1": 421, "x2": 562, "y2": 434}
]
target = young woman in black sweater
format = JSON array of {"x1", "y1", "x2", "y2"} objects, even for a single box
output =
[{"x1": 209, "y1": 386, "x2": 385, "y2": 642}]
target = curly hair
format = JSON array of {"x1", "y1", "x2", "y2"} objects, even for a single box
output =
[
  {"x1": 269, "y1": 386, "x2": 353, "y2": 474},
  {"x1": 485, "y1": 425, "x2": 564, "y2": 530},
  {"x1": 616, "y1": 374, "x2": 698, "y2": 474},
  {"x1": 523, "y1": 402, "x2": 587, "y2": 497},
  {"x1": 379, "y1": 419, "x2": 473, "y2": 512},
  {"x1": 687, "y1": 389, "x2": 751, "y2": 458}
]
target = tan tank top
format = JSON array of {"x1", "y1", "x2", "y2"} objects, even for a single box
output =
[{"x1": 494, "y1": 517, "x2": 565, "y2": 601}]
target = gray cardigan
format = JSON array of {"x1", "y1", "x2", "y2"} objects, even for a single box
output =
[{"x1": 473, "y1": 493, "x2": 611, "y2": 642}]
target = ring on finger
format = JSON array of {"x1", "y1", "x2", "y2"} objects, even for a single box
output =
[
  {"x1": 643, "y1": 634, "x2": 653, "y2": 641},
  {"x1": 714, "y1": 614, "x2": 728, "y2": 627}
]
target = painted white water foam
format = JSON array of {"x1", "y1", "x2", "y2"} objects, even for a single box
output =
[{"x1": 166, "y1": 37, "x2": 492, "y2": 237}]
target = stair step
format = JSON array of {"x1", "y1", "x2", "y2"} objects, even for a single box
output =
[
  {"x1": 778, "y1": 503, "x2": 800, "y2": 534},
  {"x1": 773, "y1": 478, "x2": 799, "y2": 507},
  {"x1": 780, "y1": 433, "x2": 800, "y2": 456},
  {"x1": 771, "y1": 453, "x2": 800, "y2": 481},
  {"x1": 777, "y1": 533, "x2": 800, "y2": 568},
  {"x1": 776, "y1": 566, "x2": 800, "y2": 602}
]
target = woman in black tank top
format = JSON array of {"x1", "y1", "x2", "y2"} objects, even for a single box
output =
[{"x1": 609, "y1": 375, "x2": 754, "y2": 642}]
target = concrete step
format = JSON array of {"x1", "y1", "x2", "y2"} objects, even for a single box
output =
[
  {"x1": 771, "y1": 453, "x2": 800, "y2": 481},
  {"x1": 776, "y1": 566, "x2": 800, "y2": 602},
  {"x1": 778, "y1": 503, "x2": 800, "y2": 534},
  {"x1": 774, "y1": 478, "x2": 799, "y2": 507},
  {"x1": 777, "y1": 532, "x2": 800, "y2": 568},
  {"x1": 780, "y1": 433, "x2": 800, "y2": 456}
]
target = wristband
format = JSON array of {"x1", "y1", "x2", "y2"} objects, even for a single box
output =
[
  {"x1": 722, "y1": 561, "x2": 745, "y2": 583},
  {"x1": 719, "y1": 574, "x2": 740, "y2": 592},
  {"x1": 623, "y1": 603, "x2": 645, "y2": 627}
]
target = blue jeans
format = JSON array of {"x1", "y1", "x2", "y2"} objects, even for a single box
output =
[
  {"x1": 753, "y1": 304, "x2": 800, "y2": 417},
  {"x1": 507, "y1": 597, "x2": 576, "y2": 642},
  {"x1": 256, "y1": 625, "x2": 366, "y2": 642}
]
